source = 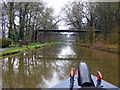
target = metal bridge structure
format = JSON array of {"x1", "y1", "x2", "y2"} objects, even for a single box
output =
[
  {"x1": 34, "y1": 29, "x2": 102, "y2": 43},
  {"x1": 36, "y1": 29, "x2": 102, "y2": 33}
]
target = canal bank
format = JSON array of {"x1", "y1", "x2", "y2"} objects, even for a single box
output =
[
  {"x1": 73, "y1": 42, "x2": 119, "y2": 54},
  {"x1": 0, "y1": 42, "x2": 63, "y2": 57},
  {"x1": 0, "y1": 43, "x2": 119, "y2": 88}
]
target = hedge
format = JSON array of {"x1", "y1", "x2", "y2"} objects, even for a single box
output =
[{"x1": 0, "y1": 38, "x2": 12, "y2": 48}]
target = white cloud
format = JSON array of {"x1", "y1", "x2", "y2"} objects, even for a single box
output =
[
  {"x1": 43, "y1": 0, "x2": 74, "y2": 29},
  {"x1": 44, "y1": 0, "x2": 73, "y2": 16}
]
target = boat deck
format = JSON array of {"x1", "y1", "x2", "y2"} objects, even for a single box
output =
[{"x1": 52, "y1": 74, "x2": 118, "y2": 89}]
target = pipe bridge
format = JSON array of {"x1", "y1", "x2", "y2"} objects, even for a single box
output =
[
  {"x1": 34, "y1": 29, "x2": 102, "y2": 43},
  {"x1": 36, "y1": 29, "x2": 102, "y2": 33}
]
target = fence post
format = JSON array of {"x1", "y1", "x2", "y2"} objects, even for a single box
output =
[{"x1": 35, "y1": 30, "x2": 37, "y2": 43}]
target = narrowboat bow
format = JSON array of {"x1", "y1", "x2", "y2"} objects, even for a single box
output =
[{"x1": 52, "y1": 62, "x2": 118, "y2": 89}]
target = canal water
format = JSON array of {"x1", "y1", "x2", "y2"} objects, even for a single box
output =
[{"x1": 0, "y1": 43, "x2": 118, "y2": 88}]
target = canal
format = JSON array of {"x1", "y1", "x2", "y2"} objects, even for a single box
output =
[{"x1": 0, "y1": 42, "x2": 118, "y2": 88}]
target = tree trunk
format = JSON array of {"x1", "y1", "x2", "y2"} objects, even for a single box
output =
[{"x1": 8, "y1": 2, "x2": 14, "y2": 40}]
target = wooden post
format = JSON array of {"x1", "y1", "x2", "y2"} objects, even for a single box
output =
[{"x1": 35, "y1": 30, "x2": 37, "y2": 43}]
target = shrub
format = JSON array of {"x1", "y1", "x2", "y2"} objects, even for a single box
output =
[
  {"x1": 107, "y1": 33, "x2": 118, "y2": 45},
  {"x1": 0, "y1": 38, "x2": 12, "y2": 48}
]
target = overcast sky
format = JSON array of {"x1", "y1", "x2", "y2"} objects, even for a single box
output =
[{"x1": 43, "y1": 0, "x2": 74, "y2": 29}]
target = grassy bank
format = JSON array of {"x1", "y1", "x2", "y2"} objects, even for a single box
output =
[
  {"x1": 73, "y1": 42, "x2": 119, "y2": 54},
  {"x1": 0, "y1": 42, "x2": 63, "y2": 57}
]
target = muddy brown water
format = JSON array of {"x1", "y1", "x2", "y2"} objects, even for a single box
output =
[{"x1": 0, "y1": 43, "x2": 118, "y2": 88}]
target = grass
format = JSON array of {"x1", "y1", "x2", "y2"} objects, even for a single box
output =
[
  {"x1": 28, "y1": 42, "x2": 41, "y2": 45},
  {"x1": 0, "y1": 42, "x2": 63, "y2": 57},
  {"x1": 0, "y1": 47, "x2": 27, "y2": 56}
]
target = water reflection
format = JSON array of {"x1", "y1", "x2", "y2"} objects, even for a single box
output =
[
  {"x1": 57, "y1": 44, "x2": 75, "y2": 58},
  {"x1": 0, "y1": 60, "x2": 2, "y2": 89},
  {"x1": 2, "y1": 49, "x2": 74, "y2": 88},
  {"x1": 1, "y1": 43, "x2": 119, "y2": 88}
]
